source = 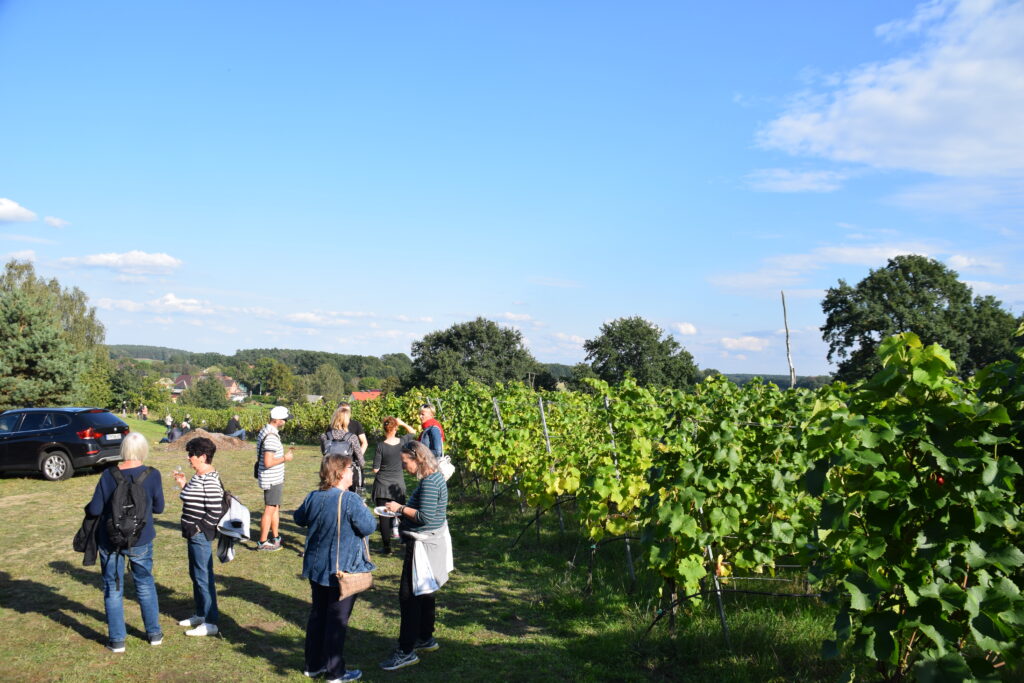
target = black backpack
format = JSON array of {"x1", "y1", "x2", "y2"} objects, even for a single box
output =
[
  {"x1": 324, "y1": 431, "x2": 354, "y2": 458},
  {"x1": 105, "y1": 467, "x2": 152, "y2": 550}
]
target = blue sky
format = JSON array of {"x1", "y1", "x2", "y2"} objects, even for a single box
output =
[{"x1": 2, "y1": 0, "x2": 1022, "y2": 375}]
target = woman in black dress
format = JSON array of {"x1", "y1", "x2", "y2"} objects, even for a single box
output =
[{"x1": 371, "y1": 417, "x2": 409, "y2": 554}]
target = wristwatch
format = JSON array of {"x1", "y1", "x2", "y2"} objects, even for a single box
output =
[{"x1": 398, "y1": 506, "x2": 406, "y2": 516}]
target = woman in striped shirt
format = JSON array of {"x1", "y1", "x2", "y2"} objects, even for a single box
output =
[
  {"x1": 380, "y1": 441, "x2": 451, "y2": 672},
  {"x1": 172, "y1": 437, "x2": 223, "y2": 637}
]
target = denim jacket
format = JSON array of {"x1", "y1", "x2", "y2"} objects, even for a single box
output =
[
  {"x1": 420, "y1": 425, "x2": 444, "y2": 458},
  {"x1": 295, "y1": 488, "x2": 376, "y2": 586}
]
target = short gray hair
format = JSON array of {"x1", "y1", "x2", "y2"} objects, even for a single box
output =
[{"x1": 120, "y1": 432, "x2": 149, "y2": 463}]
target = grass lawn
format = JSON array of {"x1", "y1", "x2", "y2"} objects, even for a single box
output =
[{"x1": 2, "y1": 417, "x2": 861, "y2": 682}]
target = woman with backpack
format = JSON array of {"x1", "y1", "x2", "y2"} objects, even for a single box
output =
[
  {"x1": 294, "y1": 453, "x2": 376, "y2": 682},
  {"x1": 172, "y1": 437, "x2": 223, "y2": 637},
  {"x1": 320, "y1": 405, "x2": 363, "y2": 491},
  {"x1": 85, "y1": 431, "x2": 165, "y2": 652}
]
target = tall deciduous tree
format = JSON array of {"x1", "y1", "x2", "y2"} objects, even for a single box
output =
[
  {"x1": 250, "y1": 357, "x2": 295, "y2": 396},
  {"x1": 821, "y1": 255, "x2": 1019, "y2": 382},
  {"x1": 181, "y1": 376, "x2": 231, "y2": 410},
  {"x1": 0, "y1": 288, "x2": 80, "y2": 408},
  {"x1": 582, "y1": 316, "x2": 698, "y2": 389},
  {"x1": 309, "y1": 363, "x2": 346, "y2": 400},
  {"x1": 409, "y1": 317, "x2": 540, "y2": 388}
]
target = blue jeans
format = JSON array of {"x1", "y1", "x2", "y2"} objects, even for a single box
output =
[
  {"x1": 226, "y1": 429, "x2": 246, "y2": 440},
  {"x1": 187, "y1": 532, "x2": 218, "y2": 624},
  {"x1": 100, "y1": 542, "x2": 161, "y2": 646}
]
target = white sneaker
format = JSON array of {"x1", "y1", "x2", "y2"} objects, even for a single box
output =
[
  {"x1": 185, "y1": 623, "x2": 219, "y2": 637},
  {"x1": 178, "y1": 615, "x2": 204, "y2": 627}
]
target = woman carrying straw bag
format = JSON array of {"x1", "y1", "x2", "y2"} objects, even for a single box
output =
[{"x1": 295, "y1": 453, "x2": 376, "y2": 682}]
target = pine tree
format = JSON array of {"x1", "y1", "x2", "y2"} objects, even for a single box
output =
[{"x1": 0, "y1": 287, "x2": 80, "y2": 409}]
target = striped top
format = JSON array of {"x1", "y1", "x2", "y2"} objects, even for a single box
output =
[
  {"x1": 179, "y1": 470, "x2": 223, "y2": 540},
  {"x1": 401, "y1": 471, "x2": 448, "y2": 532},
  {"x1": 256, "y1": 424, "x2": 285, "y2": 489}
]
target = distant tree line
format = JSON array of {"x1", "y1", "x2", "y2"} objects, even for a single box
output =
[{"x1": 5, "y1": 255, "x2": 1021, "y2": 411}]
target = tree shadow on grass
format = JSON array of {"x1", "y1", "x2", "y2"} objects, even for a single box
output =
[{"x1": 0, "y1": 569, "x2": 127, "y2": 646}]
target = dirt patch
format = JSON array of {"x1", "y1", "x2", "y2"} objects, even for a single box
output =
[{"x1": 156, "y1": 428, "x2": 250, "y2": 452}]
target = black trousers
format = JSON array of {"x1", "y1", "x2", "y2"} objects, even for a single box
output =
[
  {"x1": 398, "y1": 540, "x2": 436, "y2": 653},
  {"x1": 375, "y1": 495, "x2": 405, "y2": 551},
  {"x1": 305, "y1": 578, "x2": 357, "y2": 678}
]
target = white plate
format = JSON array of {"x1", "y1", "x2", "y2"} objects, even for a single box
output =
[
  {"x1": 373, "y1": 506, "x2": 398, "y2": 517},
  {"x1": 105, "y1": 433, "x2": 122, "y2": 441}
]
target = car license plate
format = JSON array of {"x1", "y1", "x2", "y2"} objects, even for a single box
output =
[{"x1": 106, "y1": 433, "x2": 122, "y2": 441}]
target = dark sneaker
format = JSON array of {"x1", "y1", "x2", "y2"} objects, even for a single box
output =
[
  {"x1": 327, "y1": 671, "x2": 362, "y2": 682},
  {"x1": 303, "y1": 668, "x2": 325, "y2": 678},
  {"x1": 148, "y1": 634, "x2": 164, "y2": 646},
  {"x1": 106, "y1": 642, "x2": 125, "y2": 653},
  {"x1": 379, "y1": 649, "x2": 419, "y2": 671},
  {"x1": 413, "y1": 637, "x2": 439, "y2": 652}
]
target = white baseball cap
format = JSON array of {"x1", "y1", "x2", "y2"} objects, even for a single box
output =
[{"x1": 270, "y1": 406, "x2": 290, "y2": 420}]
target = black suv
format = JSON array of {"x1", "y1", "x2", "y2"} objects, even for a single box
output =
[{"x1": 0, "y1": 408, "x2": 130, "y2": 481}]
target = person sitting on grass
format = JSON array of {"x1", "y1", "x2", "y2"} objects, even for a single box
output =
[{"x1": 225, "y1": 414, "x2": 246, "y2": 440}]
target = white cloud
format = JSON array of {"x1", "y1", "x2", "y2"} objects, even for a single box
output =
[
  {"x1": 964, "y1": 279, "x2": 1024, "y2": 306},
  {"x1": 673, "y1": 322, "x2": 698, "y2": 335},
  {"x1": 722, "y1": 336, "x2": 771, "y2": 352},
  {"x1": 150, "y1": 293, "x2": 213, "y2": 314},
  {"x1": 3, "y1": 249, "x2": 35, "y2": 261},
  {"x1": 553, "y1": 332, "x2": 585, "y2": 345},
  {"x1": 95, "y1": 298, "x2": 146, "y2": 312},
  {"x1": 395, "y1": 314, "x2": 433, "y2": 323},
  {"x1": 44, "y1": 216, "x2": 70, "y2": 228},
  {"x1": 0, "y1": 198, "x2": 37, "y2": 222},
  {"x1": 500, "y1": 312, "x2": 533, "y2": 321},
  {"x1": 710, "y1": 242, "x2": 934, "y2": 292},
  {"x1": 60, "y1": 250, "x2": 183, "y2": 275},
  {"x1": 947, "y1": 254, "x2": 1003, "y2": 273},
  {"x1": 286, "y1": 312, "x2": 353, "y2": 327},
  {"x1": 758, "y1": 0, "x2": 1024, "y2": 180},
  {"x1": 746, "y1": 168, "x2": 848, "y2": 193},
  {"x1": 875, "y1": 0, "x2": 955, "y2": 42}
]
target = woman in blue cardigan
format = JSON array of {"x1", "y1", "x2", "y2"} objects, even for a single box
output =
[{"x1": 295, "y1": 453, "x2": 376, "y2": 682}]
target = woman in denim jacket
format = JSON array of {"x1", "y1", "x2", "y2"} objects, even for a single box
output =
[{"x1": 295, "y1": 454, "x2": 376, "y2": 682}]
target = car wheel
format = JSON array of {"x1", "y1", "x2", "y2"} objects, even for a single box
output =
[{"x1": 41, "y1": 451, "x2": 73, "y2": 481}]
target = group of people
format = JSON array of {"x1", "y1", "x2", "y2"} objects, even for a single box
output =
[
  {"x1": 86, "y1": 403, "x2": 452, "y2": 682},
  {"x1": 84, "y1": 433, "x2": 223, "y2": 648}
]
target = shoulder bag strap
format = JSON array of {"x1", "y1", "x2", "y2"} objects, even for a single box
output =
[{"x1": 335, "y1": 490, "x2": 342, "y2": 575}]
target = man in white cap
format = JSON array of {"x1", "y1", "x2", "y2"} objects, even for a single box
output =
[{"x1": 255, "y1": 406, "x2": 294, "y2": 551}]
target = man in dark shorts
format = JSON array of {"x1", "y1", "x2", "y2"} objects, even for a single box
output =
[{"x1": 255, "y1": 406, "x2": 294, "y2": 551}]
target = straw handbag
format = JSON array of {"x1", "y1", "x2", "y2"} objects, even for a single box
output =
[{"x1": 333, "y1": 491, "x2": 373, "y2": 599}]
